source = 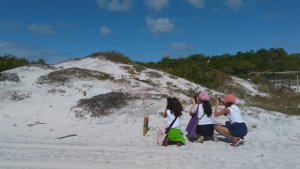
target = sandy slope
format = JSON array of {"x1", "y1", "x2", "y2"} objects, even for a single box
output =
[
  {"x1": 0, "y1": 57, "x2": 299, "y2": 169},
  {"x1": 1, "y1": 109, "x2": 299, "y2": 169}
]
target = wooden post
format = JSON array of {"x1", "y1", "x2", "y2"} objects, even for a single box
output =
[
  {"x1": 297, "y1": 75, "x2": 299, "y2": 92},
  {"x1": 288, "y1": 75, "x2": 291, "y2": 89}
]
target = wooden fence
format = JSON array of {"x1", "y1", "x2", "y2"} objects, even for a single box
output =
[{"x1": 252, "y1": 72, "x2": 300, "y2": 92}]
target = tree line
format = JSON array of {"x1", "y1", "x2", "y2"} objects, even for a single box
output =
[
  {"x1": 0, "y1": 54, "x2": 46, "y2": 72},
  {"x1": 142, "y1": 48, "x2": 300, "y2": 89},
  {"x1": 1, "y1": 48, "x2": 300, "y2": 89}
]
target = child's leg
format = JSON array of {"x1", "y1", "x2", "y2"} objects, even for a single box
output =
[
  {"x1": 162, "y1": 138, "x2": 169, "y2": 147},
  {"x1": 215, "y1": 125, "x2": 234, "y2": 141}
]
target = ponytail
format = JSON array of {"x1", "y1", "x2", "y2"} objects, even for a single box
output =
[{"x1": 202, "y1": 101, "x2": 212, "y2": 117}]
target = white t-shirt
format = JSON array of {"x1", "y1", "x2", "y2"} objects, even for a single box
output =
[
  {"x1": 192, "y1": 104, "x2": 214, "y2": 125},
  {"x1": 166, "y1": 110, "x2": 181, "y2": 129},
  {"x1": 227, "y1": 104, "x2": 244, "y2": 124}
]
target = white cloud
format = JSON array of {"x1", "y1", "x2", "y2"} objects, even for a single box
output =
[
  {"x1": 170, "y1": 42, "x2": 191, "y2": 50},
  {"x1": 146, "y1": 16, "x2": 175, "y2": 36},
  {"x1": 27, "y1": 23, "x2": 55, "y2": 35},
  {"x1": 6, "y1": 21, "x2": 22, "y2": 30},
  {"x1": 0, "y1": 21, "x2": 22, "y2": 32},
  {"x1": 224, "y1": 0, "x2": 243, "y2": 10},
  {"x1": 0, "y1": 39, "x2": 40, "y2": 58},
  {"x1": 145, "y1": 0, "x2": 169, "y2": 11},
  {"x1": 100, "y1": 25, "x2": 112, "y2": 36},
  {"x1": 96, "y1": 0, "x2": 134, "y2": 12},
  {"x1": 0, "y1": 22, "x2": 56, "y2": 36},
  {"x1": 186, "y1": 0, "x2": 205, "y2": 9},
  {"x1": 0, "y1": 39, "x2": 66, "y2": 63},
  {"x1": 261, "y1": 13, "x2": 275, "y2": 20}
]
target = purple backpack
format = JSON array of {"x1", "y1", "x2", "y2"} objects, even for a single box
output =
[{"x1": 186, "y1": 104, "x2": 200, "y2": 139}]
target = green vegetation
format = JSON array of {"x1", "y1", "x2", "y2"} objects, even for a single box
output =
[
  {"x1": 142, "y1": 54, "x2": 230, "y2": 89},
  {"x1": 142, "y1": 48, "x2": 300, "y2": 90},
  {"x1": 141, "y1": 48, "x2": 300, "y2": 115},
  {"x1": 87, "y1": 51, "x2": 131, "y2": 64},
  {"x1": 0, "y1": 55, "x2": 29, "y2": 72},
  {"x1": 248, "y1": 87, "x2": 300, "y2": 115},
  {"x1": 210, "y1": 48, "x2": 300, "y2": 73},
  {"x1": 2, "y1": 49, "x2": 300, "y2": 115},
  {"x1": 0, "y1": 54, "x2": 48, "y2": 72}
]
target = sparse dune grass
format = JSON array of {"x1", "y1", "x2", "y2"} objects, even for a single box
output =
[
  {"x1": 145, "y1": 71, "x2": 162, "y2": 78},
  {"x1": 28, "y1": 64, "x2": 56, "y2": 70},
  {"x1": 217, "y1": 75, "x2": 300, "y2": 115},
  {"x1": 121, "y1": 65, "x2": 146, "y2": 75},
  {"x1": 36, "y1": 67, "x2": 112, "y2": 85},
  {"x1": 249, "y1": 87, "x2": 300, "y2": 115},
  {"x1": 121, "y1": 65, "x2": 136, "y2": 75},
  {"x1": 239, "y1": 76, "x2": 300, "y2": 115},
  {"x1": 0, "y1": 72, "x2": 20, "y2": 82},
  {"x1": 220, "y1": 84, "x2": 300, "y2": 115},
  {"x1": 75, "y1": 92, "x2": 133, "y2": 118},
  {"x1": 133, "y1": 64, "x2": 146, "y2": 73},
  {"x1": 87, "y1": 51, "x2": 131, "y2": 64},
  {"x1": 74, "y1": 92, "x2": 168, "y2": 118}
]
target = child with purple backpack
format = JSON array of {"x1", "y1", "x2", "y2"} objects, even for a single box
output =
[{"x1": 186, "y1": 91, "x2": 218, "y2": 143}]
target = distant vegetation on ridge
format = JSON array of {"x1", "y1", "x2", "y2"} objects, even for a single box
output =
[{"x1": 1, "y1": 49, "x2": 300, "y2": 115}]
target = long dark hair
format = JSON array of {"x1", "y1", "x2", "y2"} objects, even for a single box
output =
[
  {"x1": 167, "y1": 97, "x2": 183, "y2": 117},
  {"x1": 202, "y1": 100, "x2": 212, "y2": 117},
  {"x1": 225, "y1": 102, "x2": 234, "y2": 108}
]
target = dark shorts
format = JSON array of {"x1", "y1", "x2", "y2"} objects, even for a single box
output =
[
  {"x1": 196, "y1": 124, "x2": 214, "y2": 137},
  {"x1": 227, "y1": 122, "x2": 248, "y2": 138}
]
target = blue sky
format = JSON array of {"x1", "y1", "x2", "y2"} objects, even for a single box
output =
[{"x1": 0, "y1": 0, "x2": 299, "y2": 64}]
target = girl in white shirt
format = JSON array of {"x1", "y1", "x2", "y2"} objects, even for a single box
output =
[
  {"x1": 161, "y1": 97, "x2": 185, "y2": 147},
  {"x1": 189, "y1": 91, "x2": 216, "y2": 143},
  {"x1": 214, "y1": 94, "x2": 248, "y2": 147}
]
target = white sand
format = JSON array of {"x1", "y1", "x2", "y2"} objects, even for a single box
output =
[
  {"x1": 230, "y1": 76, "x2": 268, "y2": 97},
  {"x1": 0, "y1": 57, "x2": 299, "y2": 169}
]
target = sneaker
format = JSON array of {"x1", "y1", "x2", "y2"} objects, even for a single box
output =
[
  {"x1": 240, "y1": 138, "x2": 245, "y2": 144},
  {"x1": 213, "y1": 134, "x2": 219, "y2": 142},
  {"x1": 195, "y1": 135, "x2": 204, "y2": 143},
  {"x1": 230, "y1": 137, "x2": 241, "y2": 147},
  {"x1": 186, "y1": 134, "x2": 195, "y2": 142}
]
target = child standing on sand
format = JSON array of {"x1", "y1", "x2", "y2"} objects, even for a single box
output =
[
  {"x1": 214, "y1": 94, "x2": 248, "y2": 147},
  {"x1": 160, "y1": 97, "x2": 185, "y2": 147}
]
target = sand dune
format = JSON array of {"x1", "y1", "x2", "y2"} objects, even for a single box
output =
[{"x1": 1, "y1": 57, "x2": 299, "y2": 169}]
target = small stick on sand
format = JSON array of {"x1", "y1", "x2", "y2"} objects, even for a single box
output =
[
  {"x1": 56, "y1": 134, "x2": 77, "y2": 139},
  {"x1": 27, "y1": 121, "x2": 46, "y2": 127}
]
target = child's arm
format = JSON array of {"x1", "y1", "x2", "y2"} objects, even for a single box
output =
[
  {"x1": 162, "y1": 107, "x2": 168, "y2": 118},
  {"x1": 159, "y1": 106, "x2": 168, "y2": 118},
  {"x1": 188, "y1": 97, "x2": 197, "y2": 116},
  {"x1": 214, "y1": 99, "x2": 229, "y2": 117}
]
